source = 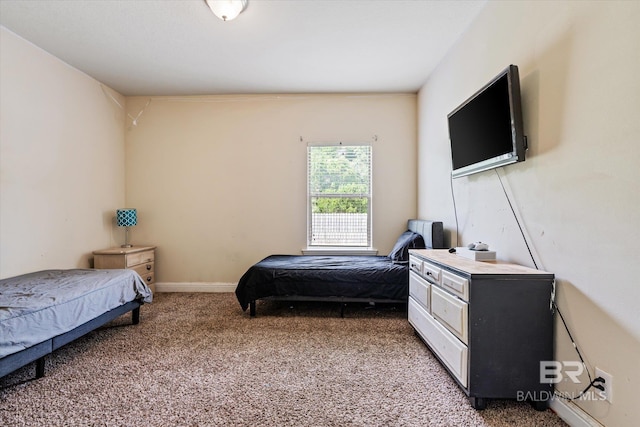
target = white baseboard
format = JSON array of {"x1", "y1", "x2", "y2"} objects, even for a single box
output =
[
  {"x1": 155, "y1": 282, "x2": 236, "y2": 293},
  {"x1": 550, "y1": 397, "x2": 603, "y2": 427}
]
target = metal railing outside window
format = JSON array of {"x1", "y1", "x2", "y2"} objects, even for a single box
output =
[{"x1": 307, "y1": 142, "x2": 372, "y2": 247}]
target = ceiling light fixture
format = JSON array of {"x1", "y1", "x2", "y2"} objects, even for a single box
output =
[{"x1": 206, "y1": 0, "x2": 248, "y2": 22}]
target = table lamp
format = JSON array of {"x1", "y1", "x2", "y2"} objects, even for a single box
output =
[{"x1": 116, "y1": 208, "x2": 137, "y2": 248}]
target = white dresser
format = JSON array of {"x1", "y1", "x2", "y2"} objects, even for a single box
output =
[{"x1": 408, "y1": 249, "x2": 554, "y2": 410}]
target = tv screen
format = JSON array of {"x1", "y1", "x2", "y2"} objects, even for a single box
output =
[{"x1": 448, "y1": 65, "x2": 526, "y2": 178}]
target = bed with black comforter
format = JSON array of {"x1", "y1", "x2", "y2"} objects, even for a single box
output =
[{"x1": 236, "y1": 219, "x2": 444, "y2": 316}]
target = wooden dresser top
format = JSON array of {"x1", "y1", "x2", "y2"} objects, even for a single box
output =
[
  {"x1": 92, "y1": 245, "x2": 156, "y2": 255},
  {"x1": 410, "y1": 249, "x2": 553, "y2": 276}
]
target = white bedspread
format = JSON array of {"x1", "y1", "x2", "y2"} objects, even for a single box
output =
[{"x1": 0, "y1": 269, "x2": 152, "y2": 358}]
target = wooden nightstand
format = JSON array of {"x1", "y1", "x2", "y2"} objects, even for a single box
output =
[{"x1": 93, "y1": 246, "x2": 156, "y2": 293}]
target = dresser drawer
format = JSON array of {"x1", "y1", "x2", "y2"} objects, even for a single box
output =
[
  {"x1": 409, "y1": 271, "x2": 430, "y2": 311},
  {"x1": 131, "y1": 262, "x2": 154, "y2": 277},
  {"x1": 431, "y1": 286, "x2": 468, "y2": 344},
  {"x1": 126, "y1": 250, "x2": 155, "y2": 267},
  {"x1": 441, "y1": 270, "x2": 469, "y2": 301},
  {"x1": 139, "y1": 271, "x2": 155, "y2": 285},
  {"x1": 422, "y1": 260, "x2": 441, "y2": 285},
  {"x1": 409, "y1": 255, "x2": 423, "y2": 275},
  {"x1": 409, "y1": 298, "x2": 468, "y2": 388}
]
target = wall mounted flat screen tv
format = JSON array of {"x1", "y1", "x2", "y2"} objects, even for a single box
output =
[{"x1": 448, "y1": 65, "x2": 526, "y2": 178}]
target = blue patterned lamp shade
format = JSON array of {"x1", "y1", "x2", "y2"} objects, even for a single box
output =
[
  {"x1": 116, "y1": 208, "x2": 137, "y2": 247},
  {"x1": 116, "y1": 209, "x2": 137, "y2": 227}
]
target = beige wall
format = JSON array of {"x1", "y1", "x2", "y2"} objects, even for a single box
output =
[
  {"x1": 417, "y1": 1, "x2": 639, "y2": 425},
  {"x1": 0, "y1": 27, "x2": 126, "y2": 278},
  {"x1": 125, "y1": 94, "x2": 417, "y2": 284}
]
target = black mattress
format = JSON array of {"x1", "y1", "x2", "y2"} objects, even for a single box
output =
[{"x1": 235, "y1": 255, "x2": 409, "y2": 311}]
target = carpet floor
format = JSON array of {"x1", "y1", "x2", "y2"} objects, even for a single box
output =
[{"x1": 1, "y1": 293, "x2": 567, "y2": 426}]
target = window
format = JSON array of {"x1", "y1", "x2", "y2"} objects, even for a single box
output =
[{"x1": 307, "y1": 142, "x2": 372, "y2": 247}]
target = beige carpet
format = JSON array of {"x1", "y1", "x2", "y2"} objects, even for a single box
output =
[{"x1": 1, "y1": 293, "x2": 567, "y2": 426}]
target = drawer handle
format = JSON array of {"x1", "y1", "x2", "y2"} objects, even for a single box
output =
[
  {"x1": 146, "y1": 276, "x2": 152, "y2": 282},
  {"x1": 146, "y1": 264, "x2": 152, "y2": 271}
]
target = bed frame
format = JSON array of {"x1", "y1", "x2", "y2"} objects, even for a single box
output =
[
  {"x1": 0, "y1": 300, "x2": 142, "y2": 380},
  {"x1": 248, "y1": 219, "x2": 444, "y2": 317}
]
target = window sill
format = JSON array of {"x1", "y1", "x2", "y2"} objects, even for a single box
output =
[{"x1": 301, "y1": 247, "x2": 379, "y2": 256}]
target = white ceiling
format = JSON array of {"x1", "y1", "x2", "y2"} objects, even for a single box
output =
[{"x1": 0, "y1": 0, "x2": 486, "y2": 96}]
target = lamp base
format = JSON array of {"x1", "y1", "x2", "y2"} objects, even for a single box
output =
[{"x1": 121, "y1": 226, "x2": 133, "y2": 248}]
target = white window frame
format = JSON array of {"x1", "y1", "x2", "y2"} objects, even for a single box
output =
[{"x1": 306, "y1": 142, "x2": 373, "y2": 250}]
